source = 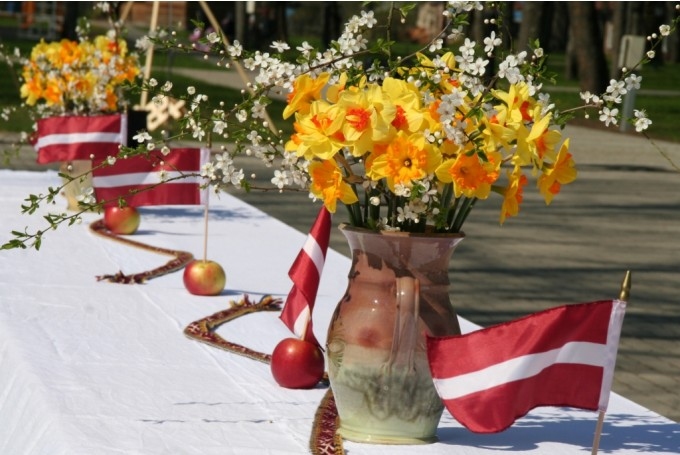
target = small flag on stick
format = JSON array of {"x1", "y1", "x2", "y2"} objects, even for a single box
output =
[
  {"x1": 279, "y1": 207, "x2": 331, "y2": 346},
  {"x1": 92, "y1": 148, "x2": 210, "y2": 207},
  {"x1": 427, "y1": 297, "x2": 627, "y2": 434},
  {"x1": 34, "y1": 114, "x2": 127, "y2": 164}
]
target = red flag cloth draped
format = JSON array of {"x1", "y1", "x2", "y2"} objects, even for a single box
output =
[
  {"x1": 427, "y1": 299, "x2": 626, "y2": 434},
  {"x1": 92, "y1": 148, "x2": 210, "y2": 207},
  {"x1": 279, "y1": 207, "x2": 331, "y2": 346},
  {"x1": 34, "y1": 114, "x2": 126, "y2": 164}
]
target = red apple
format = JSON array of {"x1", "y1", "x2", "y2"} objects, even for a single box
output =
[
  {"x1": 270, "y1": 338, "x2": 325, "y2": 389},
  {"x1": 183, "y1": 259, "x2": 226, "y2": 296},
  {"x1": 104, "y1": 206, "x2": 140, "y2": 235}
]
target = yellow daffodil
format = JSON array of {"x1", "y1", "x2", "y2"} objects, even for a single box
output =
[
  {"x1": 436, "y1": 151, "x2": 502, "y2": 199},
  {"x1": 283, "y1": 72, "x2": 331, "y2": 119},
  {"x1": 514, "y1": 111, "x2": 562, "y2": 167},
  {"x1": 325, "y1": 72, "x2": 348, "y2": 104},
  {"x1": 43, "y1": 79, "x2": 63, "y2": 106},
  {"x1": 380, "y1": 77, "x2": 424, "y2": 134},
  {"x1": 284, "y1": 100, "x2": 345, "y2": 161},
  {"x1": 538, "y1": 139, "x2": 577, "y2": 204},
  {"x1": 336, "y1": 85, "x2": 393, "y2": 156},
  {"x1": 309, "y1": 159, "x2": 359, "y2": 213},
  {"x1": 481, "y1": 115, "x2": 516, "y2": 156},
  {"x1": 19, "y1": 69, "x2": 43, "y2": 106},
  {"x1": 369, "y1": 132, "x2": 441, "y2": 191},
  {"x1": 493, "y1": 83, "x2": 536, "y2": 127},
  {"x1": 500, "y1": 168, "x2": 528, "y2": 224}
]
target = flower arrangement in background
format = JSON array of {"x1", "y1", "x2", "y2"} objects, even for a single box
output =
[{"x1": 19, "y1": 33, "x2": 140, "y2": 117}]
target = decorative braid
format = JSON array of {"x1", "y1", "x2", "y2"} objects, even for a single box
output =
[
  {"x1": 89, "y1": 218, "x2": 194, "y2": 283},
  {"x1": 310, "y1": 388, "x2": 343, "y2": 455},
  {"x1": 184, "y1": 295, "x2": 343, "y2": 454},
  {"x1": 184, "y1": 294, "x2": 282, "y2": 363}
]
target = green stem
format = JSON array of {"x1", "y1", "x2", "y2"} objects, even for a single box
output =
[
  {"x1": 451, "y1": 197, "x2": 477, "y2": 232},
  {"x1": 447, "y1": 194, "x2": 461, "y2": 228}
]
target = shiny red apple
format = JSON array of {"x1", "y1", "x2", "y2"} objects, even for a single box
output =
[
  {"x1": 183, "y1": 259, "x2": 226, "y2": 296},
  {"x1": 104, "y1": 206, "x2": 140, "y2": 235},
  {"x1": 270, "y1": 338, "x2": 325, "y2": 389}
]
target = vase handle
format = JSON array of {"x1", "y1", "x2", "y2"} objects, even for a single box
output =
[{"x1": 387, "y1": 276, "x2": 420, "y2": 372}]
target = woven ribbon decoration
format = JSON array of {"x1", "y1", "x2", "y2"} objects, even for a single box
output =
[
  {"x1": 183, "y1": 295, "x2": 343, "y2": 455},
  {"x1": 89, "y1": 218, "x2": 194, "y2": 283}
]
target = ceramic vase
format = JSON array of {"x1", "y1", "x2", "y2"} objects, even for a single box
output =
[{"x1": 326, "y1": 224, "x2": 465, "y2": 444}]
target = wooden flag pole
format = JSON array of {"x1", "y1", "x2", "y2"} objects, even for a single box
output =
[
  {"x1": 139, "y1": 1, "x2": 160, "y2": 108},
  {"x1": 202, "y1": 138, "x2": 213, "y2": 264},
  {"x1": 591, "y1": 411, "x2": 606, "y2": 455},
  {"x1": 202, "y1": 189, "x2": 210, "y2": 263},
  {"x1": 591, "y1": 270, "x2": 631, "y2": 455},
  {"x1": 118, "y1": 2, "x2": 133, "y2": 23},
  {"x1": 197, "y1": 0, "x2": 279, "y2": 136}
]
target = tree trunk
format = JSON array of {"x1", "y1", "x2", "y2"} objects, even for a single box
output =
[
  {"x1": 667, "y1": 2, "x2": 680, "y2": 63},
  {"x1": 274, "y1": 2, "x2": 288, "y2": 42},
  {"x1": 517, "y1": 2, "x2": 554, "y2": 52},
  {"x1": 322, "y1": 3, "x2": 342, "y2": 48},
  {"x1": 549, "y1": 2, "x2": 570, "y2": 52},
  {"x1": 609, "y1": 3, "x2": 626, "y2": 79},
  {"x1": 567, "y1": 2, "x2": 609, "y2": 93}
]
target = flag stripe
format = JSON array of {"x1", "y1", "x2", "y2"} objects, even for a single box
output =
[
  {"x1": 35, "y1": 132, "x2": 122, "y2": 148},
  {"x1": 433, "y1": 341, "x2": 607, "y2": 400},
  {"x1": 94, "y1": 149, "x2": 208, "y2": 176},
  {"x1": 95, "y1": 183, "x2": 207, "y2": 207},
  {"x1": 93, "y1": 172, "x2": 204, "y2": 188},
  {"x1": 444, "y1": 363, "x2": 603, "y2": 433},
  {"x1": 92, "y1": 148, "x2": 209, "y2": 207},
  {"x1": 302, "y1": 236, "x2": 326, "y2": 277},
  {"x1": 292, "y1": 305, "x2": 312, "y2": 339},
  {"x1": 36, "y1": 114, "x2": 124, "y2": 135},
  {"x1": 35, "y1": 114, "x2": 126, "y2": 164},
  {"x1": 428, "y1": 300, "x2": 613, "y2": 379},
  {"x1": 600, "y1": 299, "x2": 627, "y2": 410}
]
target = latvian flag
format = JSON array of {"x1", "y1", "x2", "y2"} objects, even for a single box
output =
[
  {"x1": 92, "y1": 148, "x2": 210, "y2": 207},
  {"x1": 34, "y1": 114, "x2": 126, "y2": 164},
  {"x1": 427, "y1": 299, "x2": 626, "y2": 433},
  {"x1": 279, "y1": 206, "x2": 331, "y2": 346}
]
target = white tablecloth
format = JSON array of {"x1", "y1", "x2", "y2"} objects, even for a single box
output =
[{"x1": 1, "y1": 170, "x2": 678, "y2": 454}]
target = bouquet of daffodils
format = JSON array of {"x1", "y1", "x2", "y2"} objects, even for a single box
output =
[
  {"x1": 145, "y1": 1, "x2": 674, "y2": 234},
  {"x1": 19, "y1": 33, "x2": 140, "y2": 117},
  {"x1": 280, "y1": 65, "x2": 575, "y2": 232}
]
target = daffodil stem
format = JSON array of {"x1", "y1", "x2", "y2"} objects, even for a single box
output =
[
  {"x1": 345, "y1": 201, "x2": 362, "y2": 227},
  {"x1": 451, "y1": 197, "x2": 477, "y2": 233},
  {"x1": 447, "y1": 194, "x2": 461, "y2": 229}
]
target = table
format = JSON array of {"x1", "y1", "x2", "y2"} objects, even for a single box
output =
[{"x1": 1, "y1": 170, "x2": 678, "y2": 454}]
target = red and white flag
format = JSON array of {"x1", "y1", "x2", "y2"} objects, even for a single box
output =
[
  {"x1": 279, "y1": 207, "x2": 331, "y2": 346},
  {"x1": 92, "y1": 148, "x2": 210, "y2": 207},
  {"x1": 427, "y1": 299, "x2": 627, "y2": 434},
  {"x1": 34, "y1": 114, "x2": 126, "y2": 164}
]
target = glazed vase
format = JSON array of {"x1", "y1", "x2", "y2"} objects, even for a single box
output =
[{"x1": 326, "y1": 224, "x2": 464, "y2": 444}]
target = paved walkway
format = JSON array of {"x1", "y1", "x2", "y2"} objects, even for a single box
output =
[{"x1": 2, "y1": 67, "x2": 679, "y2": 424}]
